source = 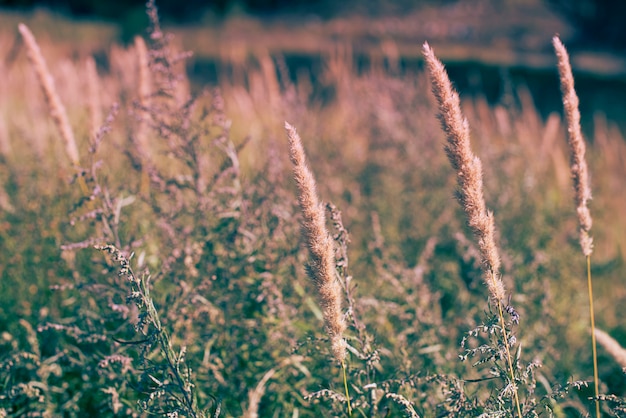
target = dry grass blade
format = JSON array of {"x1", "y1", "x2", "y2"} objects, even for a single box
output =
[
  {"x1": 18, "y1": 23, "x2": 80, "y2": 167},
  {"x1": 244, "y1": 368, "x2": 276, "y2": 418},
  {"x1": 595, "y1": 329, "x2": 626, "y2": 369},
  {"x1": 284, "y1": 121, "x2": 347, "y2": 364},
  {"x1": 244, "y1": 356, "x2": 306, "y2": 418}
]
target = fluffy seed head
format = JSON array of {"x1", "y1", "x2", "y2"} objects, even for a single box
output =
[
  {"x1": 285, "y1": 122, "x2": 347, "y2": 363},
  {"x1": 423, "y1": 42, "x2": 505, "y2": 302},
  {"x1": 553, "y1": 36, "x2": 593, "y2": 256}
]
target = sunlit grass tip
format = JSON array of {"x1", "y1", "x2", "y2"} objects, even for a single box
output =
[
  {"x1": 423, "y1": 41, "x2": 521, "y2": 418},
  {"x1": 552, "y1": 36, "x2": 593, "y2": 256},
  {"x1": 285, "y1": 121, "x2": 347, "y2": 364},
  {"x1": 553, "y1": 35, "x2": 599, "y2": 417},
  {"x1": 422, "y1": 42, "x2": 505, "y2": 303}
]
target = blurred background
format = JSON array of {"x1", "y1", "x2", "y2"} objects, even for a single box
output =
[
  {"x1": 2, "y1": 0, "x2": 626, "y2": 50},
  {"x1": 2, "y1": 0, "x2": 626, "y2": 125}
]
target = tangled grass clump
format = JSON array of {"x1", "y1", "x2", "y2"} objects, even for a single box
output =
[{"x1": 1, "y1": 2, "x2": 626, "y2": 417}]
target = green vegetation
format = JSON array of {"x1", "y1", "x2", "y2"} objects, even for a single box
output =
[{"x1": 1, "y1": 2, "x2": 625, "y2": 416}]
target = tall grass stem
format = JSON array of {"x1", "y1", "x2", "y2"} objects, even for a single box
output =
[
  {"x1": 342, "y1": 362, "x2": 352, "y2": 417},
  {"x1": 422, "y1": 42, "x2": 522, "y2": 417},
  {"x1": 286, "y1": 122, "x2": 351, "y2": 415},
  {"x1": 553, "y1": 36, "x2": 599, "y2": 417},
  {"x1": 588, "y1": 255, "x2": 600, "y2": 417}
]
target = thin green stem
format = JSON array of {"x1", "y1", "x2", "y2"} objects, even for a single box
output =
[
  {"x1": 587, "y1": 255, "x2": 600, "y2": 417},
  {"x1": 495, "y1": 299, "x2": 522, "y2": 418},
  {"x1": 342, "y1": 361, "x2": 352, "y2": 417}
]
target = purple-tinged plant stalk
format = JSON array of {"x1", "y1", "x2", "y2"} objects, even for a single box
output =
[
  {"x1": 285, "y1": 122, "x2": 347, "y2": 364},
  {"x1": 423, "y1": 42, "x2": 521, "y2": 418},
  {"x1": 96, "y1": 245, "x2": 201, "y2": 417},
  {"x1": 553, "y1": 35, "x2": 599, "y2": 417},
  {"x1": 18, "y1": 23, "x2": 80, "y2": 167}
]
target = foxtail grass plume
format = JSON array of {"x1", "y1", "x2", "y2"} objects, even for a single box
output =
[
  {"x1": 553, "y1": 36, "x2": 593, "y2": 256},
  {"x1": 424, "y1": 41, "x2": 522, "y2": 418},
  {"x1": 285, "y1": 122, "x2": 347, "y2": 363},
  {"x1": 422, "y1": 42, "x2": 505, "y2": 303},
  {"x1": 18, "y1": 23, "x2": 80, "y2": 167}
]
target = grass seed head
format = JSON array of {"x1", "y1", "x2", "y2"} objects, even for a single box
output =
[
  {"x1": 422, "y1": 42, "x2": 505, "y2": 302},
  {"x1": 18, "y1": 23, "x2": 80, "y2": 167},
  {"x1": 285, "y1": 121, "x2": 347, "y2": 363},
  {"x1": 553, "y1": 36, "x2": 593, "y2": 256}
]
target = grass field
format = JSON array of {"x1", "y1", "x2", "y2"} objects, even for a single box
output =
[{"x1": 1, "y1": 2, "x2": 626, "y2": 416}]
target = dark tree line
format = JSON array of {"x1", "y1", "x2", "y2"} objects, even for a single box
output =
[
  {"x1": 2, "y1": 0, "x2": 625, "y2": 50},
  {"x1": 0, "y1": 0, "x2": 443, "y2": 21},
  {"x1": 548, "y1": 0, "x2": 626, "y2": 49}
]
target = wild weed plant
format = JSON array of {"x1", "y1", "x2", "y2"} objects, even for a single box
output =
[{"x1": 0, "y1": 2, "x2": 625, "y2": 417}]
